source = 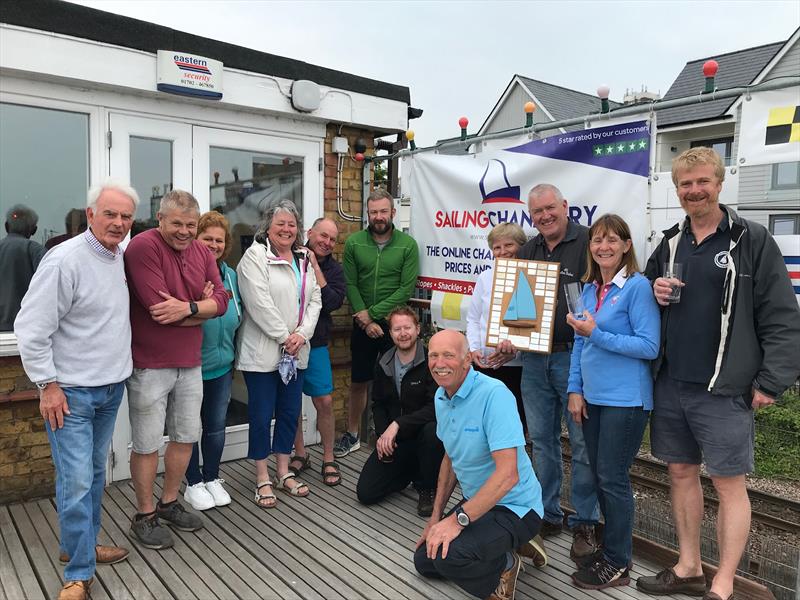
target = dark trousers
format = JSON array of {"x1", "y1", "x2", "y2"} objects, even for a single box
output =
[
  {"x1": 475, "y1": 365, "x2": 527, "y2": 436},
  {"x1": 186, "y1": 370, "x2": 233, "y2": 485},
  {"x1": 414, "y1": 503, "x2": 541, "y2": 598},
  {"x1": 356, "y1": 421, "x2": 444, "y2": 504}
]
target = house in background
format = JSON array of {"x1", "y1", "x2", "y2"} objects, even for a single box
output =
[{"x1": 651, "y1": 29, "x2": 800, "y2": 237}]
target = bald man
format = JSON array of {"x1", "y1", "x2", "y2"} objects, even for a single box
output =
[{"x1": 414, "y1": 330, "x2": 546, "y2": 600}]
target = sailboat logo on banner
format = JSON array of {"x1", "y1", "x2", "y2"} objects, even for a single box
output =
[
  {"x1": 479, "y1": 159, "x2": 522, "y2": 204},
  {"x1": 503, "y1": 270, "x2": 538, "y2": 328}
]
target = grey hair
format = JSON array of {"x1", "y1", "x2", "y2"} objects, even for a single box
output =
[
  {"x1": 159, "y1": 189, "x2": 199, "y2": 215},
  {"x1": 255, "y1": 199, "x2": 304, "y2": 250},
  {"x1": 5, "y1": 204, "x2": 39, "y2": 236},
  {"x1": 528, "y1": 183, "x2": 565, "y2": 203},
  {"x1": 87, "y1": 178, "x2": 140, "y2": 211},
  {"x1": 311, "y1": 216, "x2": 338, "y2": 231}
]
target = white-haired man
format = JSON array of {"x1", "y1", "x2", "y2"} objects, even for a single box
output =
[{"x1": 15, "y1": 180, "x2": 139, "y2": 600}]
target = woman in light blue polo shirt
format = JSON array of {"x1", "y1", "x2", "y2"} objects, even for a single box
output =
[{"x1": 565, "y1": 214, "x2": 660, "y2": 591}]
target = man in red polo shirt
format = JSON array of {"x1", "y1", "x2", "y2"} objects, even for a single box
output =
[{"x1": 124, "y1": 190, "x2": 228, "y2": 550}]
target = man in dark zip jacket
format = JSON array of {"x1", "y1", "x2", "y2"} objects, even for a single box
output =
[
  {"x1": 356, "y1": 306, "x2": 443, "y2": 517},
  {"x1": 637, "y1": 148, "x2": 800, "y2": 600}
]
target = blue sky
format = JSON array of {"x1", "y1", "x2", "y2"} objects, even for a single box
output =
[{"x1": 70, "y1": 1, "x2": 799, "y2": 147}]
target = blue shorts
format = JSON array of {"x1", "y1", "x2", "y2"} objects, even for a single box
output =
[{"x1": 303, "y1": 346, "x2": 334, "y2": 397}]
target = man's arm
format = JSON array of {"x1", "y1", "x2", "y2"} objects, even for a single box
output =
[
  {"x1": 415, "y1": 453, "x2": 458, "y2": 549},
  {"x1": 343, "y1": 237, "x2": 367, "y2": 314},
  {"x1": 318, "y1": 258, "x2": 346, "y2": 315},
  {"x1": 421, "y1": 448, "x2": 519, "y2": 559},
  {"x1": 750, "y1": 232, "x2": 800, "y2": 399},
  {"x1": 368, "y1": 239, "x2": 420, "y2": 322}
]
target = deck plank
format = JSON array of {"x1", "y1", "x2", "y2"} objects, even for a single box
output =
[{"x1": 2, "y1": 449, "x2": 704, "y2": 600}]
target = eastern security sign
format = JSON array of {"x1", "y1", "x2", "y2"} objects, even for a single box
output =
[
  {"x1": 405, "y1": 120, "x2": 651, "y2": 328},
  {"x1": 157, "y1": 50, "x2": 223, "y2": 100}
]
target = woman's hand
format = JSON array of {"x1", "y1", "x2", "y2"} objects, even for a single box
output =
[
  {"x1": 568, "y1": 393, "x2": 588, "y2": 424},
  {"x1": 566, "y1": 311, "x2": 596, "y2": 337},
  {"x1": 284, "y1": 333, "x2": 305, "y2": 356}
]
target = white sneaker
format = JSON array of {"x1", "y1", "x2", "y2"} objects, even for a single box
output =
[
  {"x1": 184, "y1": 482, "x2": 215, "y2": 511},
  {"x1": 204, "y1": 479, "x2": 231, "y2": 507}
]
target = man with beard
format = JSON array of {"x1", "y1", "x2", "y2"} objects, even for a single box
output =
[
  {"x1": 336, "y1": 189, "x2": 419, "y2": 457},
  {"x1": 637, "y1": 147, "x2": 800, "y2": 600},
  {"x1": 356, "y1": 306, "x2": 443, "y2": 516}
]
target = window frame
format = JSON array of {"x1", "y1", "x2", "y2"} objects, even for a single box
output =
[
  {"x1": 770, "y1": 162, "x2": 800, "y2": 190},
  {"x1": 690, "y1": 136, "x2": 734, "y2": 166},
  {"x1": 0, "y1": 93, "x2": 102, "y2": 356},
  {"x1": 769, "y1": 214, "x2": 800, "y2": 235}
]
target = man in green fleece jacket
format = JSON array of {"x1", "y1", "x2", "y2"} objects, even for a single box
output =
[{"x1": 335, "y1": 189, "x2": 419, "y2": 457}]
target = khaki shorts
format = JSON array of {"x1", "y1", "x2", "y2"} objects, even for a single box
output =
[{"x1": 126, "y1": 367, "x2": 202, "y2": 454}]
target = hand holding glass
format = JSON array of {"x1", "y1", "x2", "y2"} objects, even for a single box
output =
[
  {"x1": 564, "y1": 282, "x2": 585, "y2": 320},
  {"x1": 663, "y1": 262, "x2": 683, "y2": 303}
]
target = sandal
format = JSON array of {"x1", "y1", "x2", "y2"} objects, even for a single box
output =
[
  {"x1": 321, "y1": 461, "x2": 342, "y2": 487},
  {"x1": 254, "y1": 481, "x2": 276, "y2": 508},
  {"x1": 276, "y1": 472, "x2": 309, "y2": 497},
  {"x1": 288, "y1": 454, "x2": 311, "y2": 475}
]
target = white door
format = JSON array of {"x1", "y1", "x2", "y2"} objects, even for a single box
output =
[
  {"x1": 109, "y1": 117, "x2": 323, "y2": 481},
  {"x1": 192, "y1": 126, "x2": 323, "y2": 459},
  {"x1": 109, "y1": 114, "x2": 193, "y2": 481}
]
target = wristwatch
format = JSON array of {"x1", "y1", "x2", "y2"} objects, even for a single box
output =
[
  {"x1": 188, "y1": 301, "x2": 199, "y2": 317},
  {"x1": 35, "y1": 380, "x2": 54, "y2": 391},
  {"x1": 455, "y1": 506, "x2": 470, "y2": 528}
]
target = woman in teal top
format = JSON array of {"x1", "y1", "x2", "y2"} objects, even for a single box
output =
[{"x1": 184, "y1": 212, "x2": 242, "y2": 511}]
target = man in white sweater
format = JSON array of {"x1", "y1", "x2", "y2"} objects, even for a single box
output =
[{"x1": 15, "y1": 180, "x2": 139, "y2": 600}]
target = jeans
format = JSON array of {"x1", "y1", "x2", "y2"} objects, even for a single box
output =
[
  {"x1": 520, "y1": 351, "x2": 598, "y2": 527},
  {"x1": 244, "y1": 370, "x2": 305, "y2": 459},
  {"x1": 356, "y1": 421, "x2": 444, "y2": 504},
  {"x1": 582, "y1": 403, "x2": 650, "y2": 568},
  {"x1": 46, "y1": 382, "x2": 125, "y2": 581},
  {"x1": 414, "y1": 503, "x2": 541, "y2": 598},
  {"x1": 186, "y1": 370, "x2": 232, "y2": 485}
]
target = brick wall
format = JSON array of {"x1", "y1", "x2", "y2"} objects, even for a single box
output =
[
  {"x1": 322, "y1": 124, "x2": 378, "y2": 433},
  {"x1": 0, "y1": 356, "x2": 55, "y2": 504}
]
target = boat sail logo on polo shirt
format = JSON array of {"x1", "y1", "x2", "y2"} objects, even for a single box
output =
[{"x1": 714, "y1": 251, "x2": 730, "y2": 269}]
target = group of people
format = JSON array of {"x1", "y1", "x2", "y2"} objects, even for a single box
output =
[{"x1": 11, "y1": 146, "x2": 800, "y2": 600}]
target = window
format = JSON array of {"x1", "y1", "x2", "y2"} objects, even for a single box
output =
[
  {"x1": 769, "y1": 214, "x2": 800, "y2": 235},
  {"x1": 690, "y1": 137, "x2": 734, "y2": 166},
  {"x1": 771, "y1": 162, "x2": 800, "y2": 189},
  {"x1": 0, "y1": 103, "x2": 90, "y2": 332}
]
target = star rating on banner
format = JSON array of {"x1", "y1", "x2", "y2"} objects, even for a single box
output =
[{"x1": 593, "y1": 137, "x2": 649, "y2": 157}]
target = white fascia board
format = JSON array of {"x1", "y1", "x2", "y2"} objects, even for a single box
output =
[
  {"x1": 0, "y1": 24, "x2": 407, "y2": 132},
  {"x1": 728, "y1": 34, "x2": 800, "y2": 115},
  {"x1": 515, "y1": 79, "x2": 564, "y2": 134},
  {"x1": 655, "y1": 118, "x2": 734, "y2": 134}
]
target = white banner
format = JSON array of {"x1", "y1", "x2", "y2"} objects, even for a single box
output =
[
  {"x1": 738, "y1": 88, "x2": 800, "y2": 167},
  {"x1": 406, "y1": 120, "x2": 652, "y2": 329}
]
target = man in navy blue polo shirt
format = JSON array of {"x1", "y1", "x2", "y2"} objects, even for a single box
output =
[
  {"x1": 638, "y1": 147, "x2": 800, "y2": 600},
  {"x1": 414, "y1": 329, "x2": 546, "y2": 600}
]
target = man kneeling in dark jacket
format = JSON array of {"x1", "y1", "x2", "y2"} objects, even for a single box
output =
[{"x1": 356, "y1": 305, "x2": 444, "y2": 516}]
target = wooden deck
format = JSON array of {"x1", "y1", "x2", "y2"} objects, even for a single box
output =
[{"x1": 1, "y1": 447, "x2": 698, "y2": 600}]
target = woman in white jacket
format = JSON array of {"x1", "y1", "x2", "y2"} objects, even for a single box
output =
[{"x1": 236, "y1": 200, "x2": 321, "y2": 507}]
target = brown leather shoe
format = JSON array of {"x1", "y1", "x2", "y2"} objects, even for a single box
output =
[
  {"x1": 58, "y1": 578, "x2": 93, "y2": 600},
  {"x1": 570, "y1": 524, "x2": 598, "y2": 560},
  {"x1": 517, "y1": 534, "x2": 548, "y2": 568},
  {"x1": 703, "y1": 592, "x2": 732, "y2": 600},
  {"x1": 59, "y1": 545, "x2": 129, "y2": 565},
  {"x1": 636, "y1": 567, "x2": 707, "y2": 596},
  {"x1": 486, "y1": 552, "x2": 522, "y2": 600}
]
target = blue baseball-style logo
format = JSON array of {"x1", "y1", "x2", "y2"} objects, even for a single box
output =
[{"x1": 479, "y1": 159, "x2": 522, "y2": 204}]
